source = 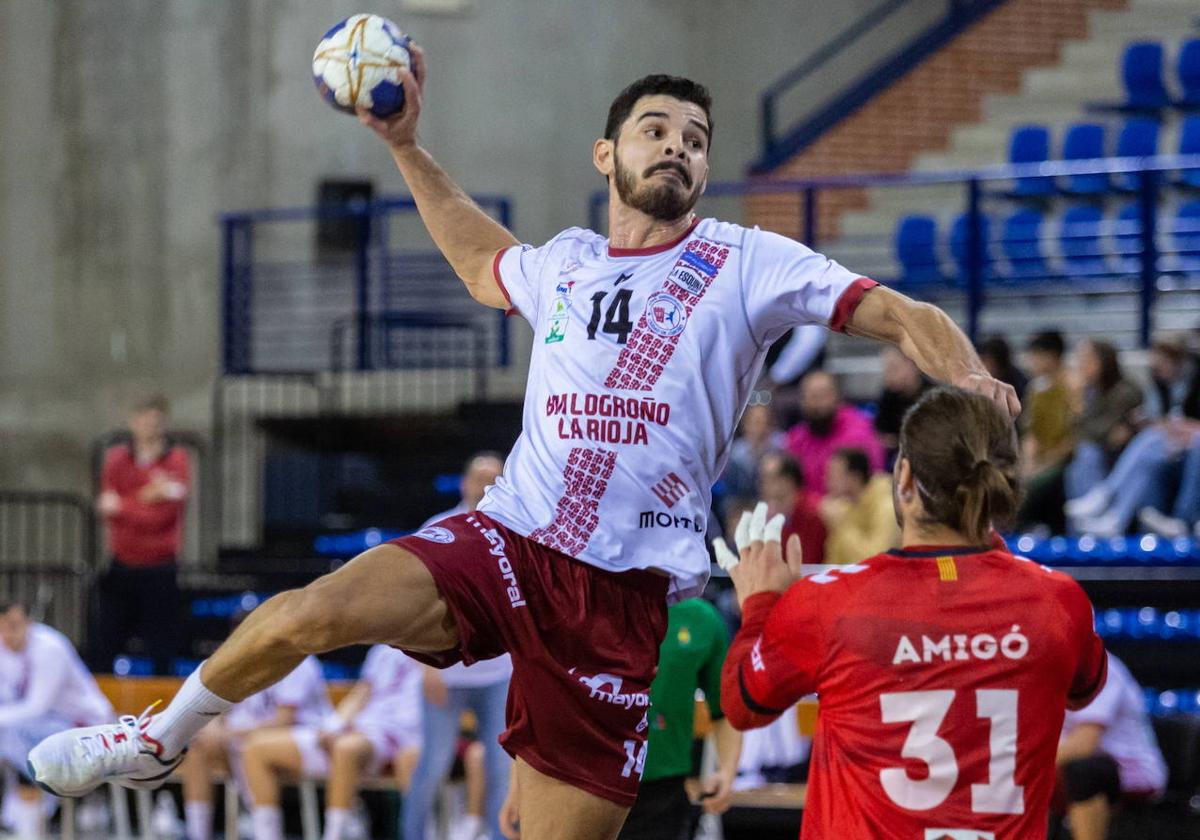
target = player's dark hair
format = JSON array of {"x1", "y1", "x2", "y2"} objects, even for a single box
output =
[
  {"x1": 0, "y1": 601, "x2": 27, "y2": 615},
  {"x1": 898, "y1": 387, "x2": 1020, "y2": 544},
  {"x1": 1085, "y1": 339, "x2": 1123, "y2": 393},
  {"x1": 1027, "y1": 330, "x2": 1065, "y2": 359},
  {"x1": 765, "y1": 451, "x2": 805, "y2": 489},
  {"x1": 604, "y1": 75, "x2": 713, "y2": 144},
  {"x1": 834, "y1": 448, "x2": 871, "y2": 485}
]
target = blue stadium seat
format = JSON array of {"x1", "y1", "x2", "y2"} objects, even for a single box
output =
[
  {"x1": 1060, "y1": 206, "x2": 1108, "y2": 276},
  {"x1": 948, "y1": 212, "x2": 992, "y2": 282},
  {"x1": 1113, "y1": 118, "x2": 1159, "y2": 190},
  {"x1": 1178, "y1": 38, "x2": 1200, "y2": 109},
  {"x1": 1175, "y1": 200, "x2": 1200, "y2": 272},
  {"x1": 1112, "y1": 202, "x2": 1144, "y2": 272},
  {"x1": 1009, "y1": 125, "x2": 1053, "y2": 196},
  {"x1": 895, "y1": 215, "x2": 942, "y2": 284},
  {"x1": 1001, "y1": 209, "x2": 1048, "y2": 278},
  {"x1": 1179, "y1": 116, "x2": 1200, "y2": 188},
  {"x1": 1122, "y1": 41, "x2": 1170, "y2": 109},
  {"x1": 1061, "y1": 123, "x2": 1108, "y2": 194}
]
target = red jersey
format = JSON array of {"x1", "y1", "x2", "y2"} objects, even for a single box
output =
[
  {"x1": 723, "y1": 544, "x2": 1106, "y2": 840},
  {"x1": 101, "y1": 444, "x2": 191, "y2": 566}
]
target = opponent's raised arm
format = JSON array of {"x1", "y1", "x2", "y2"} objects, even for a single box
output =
[
  {"x1": 844, "y1": 285, "x2": 1021, "y2": 418},
  {"x1": 358, "y1": 44, "x2": 518, "y2": 310}
]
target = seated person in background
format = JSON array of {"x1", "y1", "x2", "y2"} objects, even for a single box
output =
[
  {"x1": 784, "y1": 370, "x2": 884, "y2": 497},
  {"x1": 180, "y1": 653, "x2": 331, "y2": 840},
  {"x1": 758, "y1": 452, "x2": 825, "y2": 566},
  {"x1": 872, "y1": 346, "x2": 931, "y2": 466},
  {"x1": 1068, "y1": 336, "x2": 1200, "y2": 537},
  {"x1": 732, "y1": 704, "x2": 809, "y2": 792},
  {"x1": 0, "y1": 602, "x2": 113, "y2": 839},
  {"x1": 820, "y1": 448, "x2": 898, "y2": 566},
  {"x1": 719, "y1": 403, "x2": 784, "y2": 507},
  {"x1": 1016, "y1": 331, "x2": 1075, "y2": 533},
  {"x1": 1056, "y1": 652, "x2": 1166, "y2": 840},
  {"x1": 1063, "y1": 339, "x2": 1143, "y2": 503},
  {"x1": 242, "y1": 645, "x2": 422, "y2": 840},
  {"x1": 977, "y1": 334, "x2": 1029, "y2": 404}
]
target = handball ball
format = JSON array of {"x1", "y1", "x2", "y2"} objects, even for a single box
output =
[{"x1": 312, "y1": 14, "x2": 412, "y2": 118}]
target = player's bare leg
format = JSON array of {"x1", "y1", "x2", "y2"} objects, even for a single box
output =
[
  {"x1": 326, "y1": 733, "x2": 372, "y2": 810},
  {"x1": 393, "y1": 744, "x2": 420, "y2": 792},
  {"x1": 1066, "y1": 794, "x2": 1110, "y2": 840},
  {"x1": 180, "y1": 725, "x2": 227, "y2": 840},
  {"x1": 28, "y1": 544, "x2": 455, "y2": 797},
  {"x1": 464, "y1": 741, "x2": 486, "y2": 820},
  {"x1": 241, "y1": 730, "x2": 301, "y2": 840},
  {"x1": 513, "y1": 757, "x2": 629, "y2": 840}
]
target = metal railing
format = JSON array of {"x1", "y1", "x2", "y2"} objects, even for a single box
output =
[
  {"x1": 757, "y1": 0, "x2": 1007, "y2": 171},
  {"x1": 589, "y1": 153, "x2": 1200, "y2": 347},
  {"x1": 220, "y1": 196, "x2": 513, "y2": 375}
]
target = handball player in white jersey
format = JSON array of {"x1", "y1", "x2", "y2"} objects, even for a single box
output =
[{"x1": 30, "y1": 51, "x2": 1019, "y2": 839}]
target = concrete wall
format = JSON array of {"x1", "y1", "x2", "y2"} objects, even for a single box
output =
[{"x1": 0, "y1": 0, "x2": 911, "y2": 494}]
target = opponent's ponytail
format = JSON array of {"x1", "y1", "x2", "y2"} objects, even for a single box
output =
[{"x1": 899, "y1": 388, "x2": 1020, "y2": 544}]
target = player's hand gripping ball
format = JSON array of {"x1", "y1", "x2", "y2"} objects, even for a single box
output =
[{"x1": 312, "y1": 14, "x2": 412, "y2": 118}]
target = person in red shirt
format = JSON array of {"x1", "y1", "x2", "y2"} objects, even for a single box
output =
[
  {"x1": 717, "y1": 387, "x2": 1106, "y2": 839},
  {"x1": 94, "y1": 394, "x2": 191, "y2": 675},
  {"x1": 757, "y1": 450, "x2": 826, "y2": 566}
]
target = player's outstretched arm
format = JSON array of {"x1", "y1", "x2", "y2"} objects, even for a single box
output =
[
  {"x1": 844, "y1": 285, "x2": 1021, "y2": 418},
  {"x1": 357, "y1": 44, "x2": 518, "y2": 310}
]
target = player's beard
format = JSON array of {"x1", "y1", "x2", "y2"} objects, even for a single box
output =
[{"x1": 613, "y1": 149, "x2": 701, "y2": 222}]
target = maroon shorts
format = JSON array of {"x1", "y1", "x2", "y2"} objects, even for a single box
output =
[{"x1": 390, "y1": 512, "x2": 669, "y2": 806}]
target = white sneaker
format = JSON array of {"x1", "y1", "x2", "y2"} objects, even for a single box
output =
[
  {"x1": 26, "y1": 707, "x2": 184, "y2": 798},
  {"x1": 1138, "y1": 507, "x2": 1190, "y2": 539},
  {"x1": 1065, "y1": 486, "x2": 1111, "y2": 520}
]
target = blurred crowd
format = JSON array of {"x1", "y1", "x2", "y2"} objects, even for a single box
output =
[{"x1": 713, "y1": 326, "x2": 1200, "y2": 555}]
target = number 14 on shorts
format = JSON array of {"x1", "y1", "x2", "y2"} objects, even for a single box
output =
[{"x1": 621, "y1": 739, "x2": 648, "y2": 779}]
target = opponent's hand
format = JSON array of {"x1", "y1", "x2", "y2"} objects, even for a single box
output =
[
  {"x1": 356, "y1": 43, "x2": 426, "y2": 149},
  {"x1": 713, "y1": 501, "x2": 803, "y2": 609},
  {"x1": 955, "y1": 370, "x2": 1021, "y2": 419}
]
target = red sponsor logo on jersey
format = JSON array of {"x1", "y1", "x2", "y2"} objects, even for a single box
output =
[{"x1": 650, "y1": 472, "x2": 689, "y2": 508}]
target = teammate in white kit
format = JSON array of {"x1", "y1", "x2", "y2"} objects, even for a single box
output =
[
  {"x1": 179, "y1": 654, "x2": 330, "y2": 840},
  {"x1": 0, "y1": 602, "x2": 112, "y2": 838},
  {"x1": 240, "y1": 645, "x2": 421, "y2": 840},
  {"x1": 30, "y1": 52, "x2": 1019, "y2": 840}
]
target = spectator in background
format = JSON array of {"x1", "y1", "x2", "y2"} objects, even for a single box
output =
[
  {"x1": 1064, "y1": 340, "x2": 1144, "y2": 502},
  {"x1": 758, "y1": 452, "x2": 825, "y2": 566},
  {"x1": 94, "y1": 394, "x2": 190, "y2": 675},
  {"x1": 719, "y1": 404, "x2": 784, "y2": 505},
  {"x1": 977, "y1": 335, "x2": 1029, "y2": 403},
  {"x1": 1068, "y1": 337, "x2": 1200, "y2": 537},
  {"x1": 1056, "y1": 653, "x2": 1166, "y2": 840},
  {"x1": 0, "y1": 603, "x2": 114, "y2": 839},
  {"x1": 179, "y1": 642, "x2": 331, "y2": 840},
  {"x1": 1016, "y1": 332, "x2": 1074, "y2": 533},
  {"x1": 243, "y1": 645, "x2": 422, "y2": 840},
  {"x1": 404, "y1": 452, "x2": 512, "y2": 840},
  {"x1": 820, "y1": 448, "x2": 898, "y2": 566},
  {"x1": 873, "y1": 346, "x2": 931, "y2": 466},
  {"x1": 784, "y1": 371, "x2": 884, "y2": 497},
  {"x1": 616, "y1": 598, "x2": 741, "y2": 840}
]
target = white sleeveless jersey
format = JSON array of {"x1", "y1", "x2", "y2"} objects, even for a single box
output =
[{"x1": 478, "y1": 217, "x2": 874, "y2": 599}]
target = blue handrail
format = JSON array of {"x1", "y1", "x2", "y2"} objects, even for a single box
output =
[{"x1": 756, "y1": 0, "x2": 1009, "y2": 172}]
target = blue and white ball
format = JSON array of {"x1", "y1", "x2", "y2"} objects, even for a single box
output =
[{"x1": 312, "y1": 14, "x2": 412, "y2": 118}]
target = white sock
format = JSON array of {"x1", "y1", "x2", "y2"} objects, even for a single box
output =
[
  {"x1": 251, "y1": 806, "x2": 283, "y2": 840},
  {"x1": 323, "y1": 807, "x2": 350, "y2": 840},
  {"x1": 184, "y1": 801, "x2": 212, "y2": 840},
  {"x1": 144, "y1": 664, "x2": 234, "y2": 758},
  {"x1": 12, "y1": 795, "x2": 42, "y2": 839}
]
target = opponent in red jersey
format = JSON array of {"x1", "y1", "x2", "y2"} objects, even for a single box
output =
[{"x1": 719, "y1": 388, "x2": 1106, "y2": 840}]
